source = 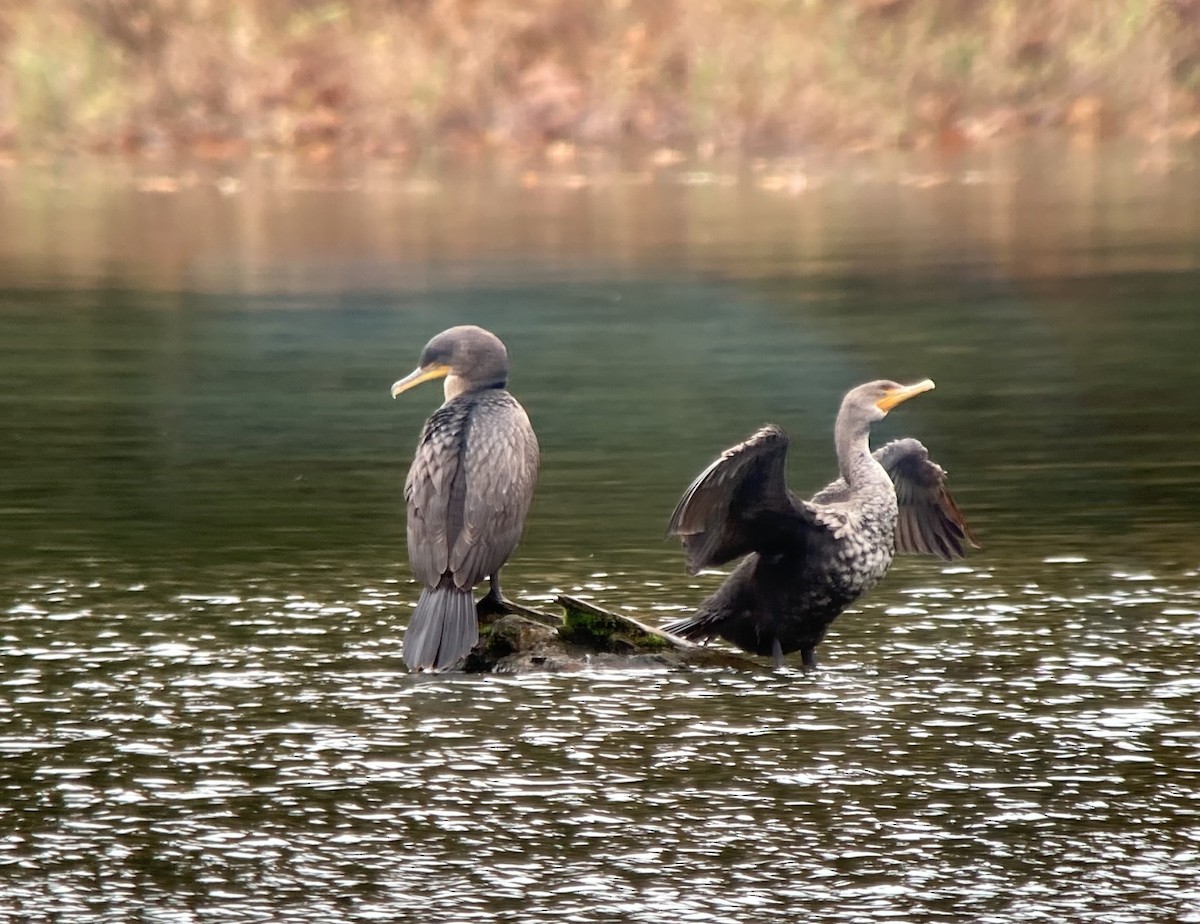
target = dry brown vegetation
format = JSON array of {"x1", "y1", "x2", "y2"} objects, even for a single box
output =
[{"x1": 2, "y1": 0, "x2": 1200, "y2": 162}]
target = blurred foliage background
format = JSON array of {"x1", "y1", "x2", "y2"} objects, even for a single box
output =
[{"x1": 1, "y1": 0, "x2": 1199, "y2": 161}]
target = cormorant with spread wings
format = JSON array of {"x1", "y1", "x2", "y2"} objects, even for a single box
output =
[{"x1": 664, "y1": 380, "x2": 977, "y2": 668}]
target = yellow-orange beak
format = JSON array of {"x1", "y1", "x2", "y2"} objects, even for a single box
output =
[
  {"x1": 390, "y1": 363, "x2": 452, "y2": 399},
  {"x1": 876, "y1": 379, "x2": 935, "y2": 412}
]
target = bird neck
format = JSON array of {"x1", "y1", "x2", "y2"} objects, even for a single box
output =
[
  {"x1": 835, "y1": 416, "x2": 884, "y2": 491},
  {"x1": 443, "y1": 374, "x2": 506, "y2": 402}
]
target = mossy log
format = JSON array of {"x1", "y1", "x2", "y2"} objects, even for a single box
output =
[{"x1": 460, "y1": 594, "x2": 757, "y2": 673}]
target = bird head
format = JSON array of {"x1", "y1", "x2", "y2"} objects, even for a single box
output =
[
  {"x1": 845, "y1": 379, "x2": 936, "y2": 424},
  {"x1": 391, "y1": 325, "x2": 510, "y2": 402}
]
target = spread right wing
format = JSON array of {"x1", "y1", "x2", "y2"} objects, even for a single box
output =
[{"x1": 667, "y1": 425, "x2": 840, "y2": 574}]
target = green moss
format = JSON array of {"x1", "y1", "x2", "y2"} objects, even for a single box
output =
[{"x1": 558, "y1": 600, "x2": 669, "y2": 654}]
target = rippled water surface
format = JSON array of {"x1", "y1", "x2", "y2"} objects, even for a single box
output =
[{"x1": 3, "y1": 147, "x2": 1200, "y2": 921}]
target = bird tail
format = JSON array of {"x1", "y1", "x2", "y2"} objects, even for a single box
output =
[
  {"x1": 661, "y1": 607, "x2": 721, "y2": 642},
  {"x1": 403, "y1": 585, "x2": 479, "y2": 671}
]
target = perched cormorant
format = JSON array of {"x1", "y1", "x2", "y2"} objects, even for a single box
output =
[
  {"x1": 391, "y1": 325, "x2": 539, "y2": 671},
  {"x1": 663, "y1": 379, "x2": 977, "y2": 668}
]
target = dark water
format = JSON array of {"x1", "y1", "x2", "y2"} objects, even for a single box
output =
[{"x1": 3, "y1": 146, "x2": 1200, "y2": 921}]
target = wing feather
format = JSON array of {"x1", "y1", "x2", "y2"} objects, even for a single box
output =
[
  {"x1": 448, "y1": 396, "x2": 539, "y2": 587},
  {"x1": 404, "y1": 419, "x2": 458, "y2": 585},
  {"x1": 874, "y1": 437, "x2": 978, "y2": 561},
  {"x1": 667, "y1": 425, "x2": 831, "y2": 574},
  {"x1": 405, "y1": 394, "x2": 539, "y2": 590}
]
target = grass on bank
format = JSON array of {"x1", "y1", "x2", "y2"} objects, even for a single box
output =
[{"x1": 0, "y1": 0, "x2": 1197, "y2": 160}]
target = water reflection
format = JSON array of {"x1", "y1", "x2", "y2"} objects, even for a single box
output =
[
  {"x1": 3, "y1": 144, "x2": 1199, "y2": 294},
  {"x1": 3, "y1": 145, "x2": 1200, "y2": 920}
]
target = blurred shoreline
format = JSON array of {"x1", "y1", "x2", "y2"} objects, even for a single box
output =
[
  {"x1": 3, "y1": 138, "x2": 1196, "y2": 299},
  {"x1": 2, "y1": 1, "x2": 1199, "y2": 166}
]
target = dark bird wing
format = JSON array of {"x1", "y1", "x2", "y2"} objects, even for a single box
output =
[
  {"x1": 449, "y1": 397, "x2": 539, "y2": 585},
  {"x1": 812, "y1": 437, "x2": 978, "y2": 561},
  {"x1": 404, "y1": 403, "x2": 468, "y2": 586},
  {"x1": 667, "y1": 425, "x2": 840, "y2": 574},
  {"x1": 878, "y1": 438, "x2": 978, "y2": 560},
  {"x1": 406, "y1": 394, "x2": 539, "y2": 591}
]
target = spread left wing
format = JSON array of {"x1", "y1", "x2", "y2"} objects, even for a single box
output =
[
  {"x1": 809, "y1": 437, "x2": 978, "y2": 560},
  {"x1": 874, "y1": 438, "x2": 978, "y2": 560}
]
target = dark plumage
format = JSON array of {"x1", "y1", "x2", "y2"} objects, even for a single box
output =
[
  {"x1": 663, "y1": 380, "x2": 977, "y2": 668},
  {"x1": 391, "y1": 325, "x2": 539, "y2": 671}
]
